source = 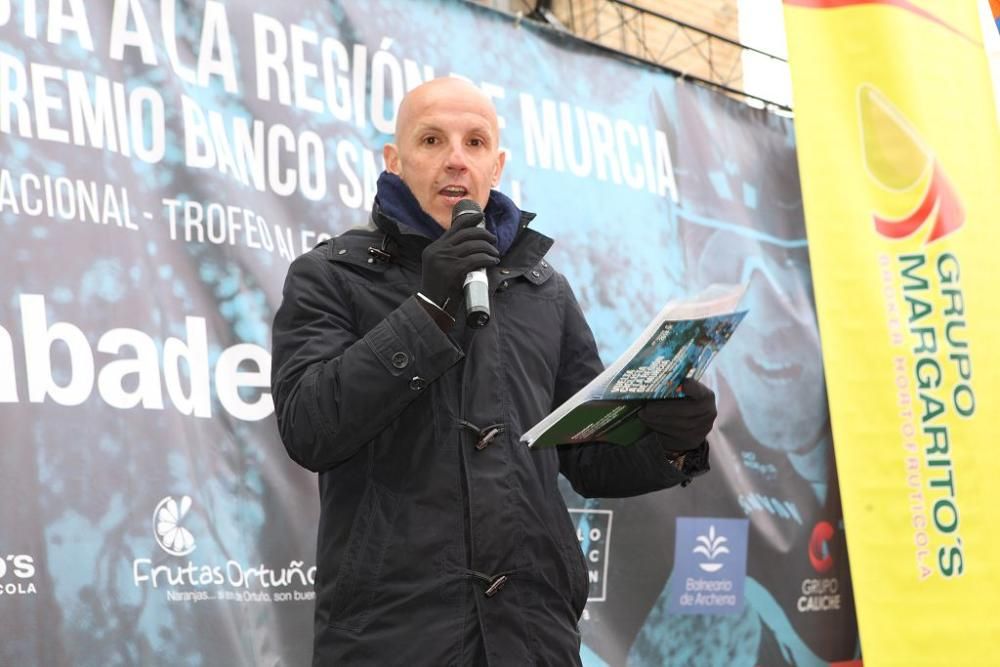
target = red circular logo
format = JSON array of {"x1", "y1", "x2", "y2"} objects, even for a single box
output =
[{"x1": 808, "y1": 521, "x2": 835, "y2": 573}]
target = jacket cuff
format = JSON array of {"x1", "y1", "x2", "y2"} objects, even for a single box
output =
[
  {"x1": 671, "y1": 440, "x2": 711, "y2": 487},
  {"x1": 363, "y1": 296, "x2": 462, "y2": 380},
  {"x1": 415, "y1": 292, "x2": 456, "y2": 331}
]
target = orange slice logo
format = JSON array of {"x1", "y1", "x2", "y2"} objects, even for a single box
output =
[{"x1": 858, "y1": 84, "x2": 964, "y2": 243}]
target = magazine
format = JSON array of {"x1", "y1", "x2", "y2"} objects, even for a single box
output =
[{"x1": 521, "y1": 284, "x2": 748, "y2": 448}]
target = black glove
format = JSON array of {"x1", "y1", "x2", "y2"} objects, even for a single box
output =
[
  {"x1": 638, "y1": 378, "x2": 718, "y2": 453},
  {"x1": 420, "y1": 210, "x2": 499, "y2": 309}
]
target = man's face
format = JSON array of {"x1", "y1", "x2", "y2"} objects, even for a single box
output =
[{"x1": 384, "y1": 79, "x2": 506, "y2": 228}]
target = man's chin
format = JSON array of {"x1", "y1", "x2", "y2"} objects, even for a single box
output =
[{"x1": 430, "y1": 213, "x2": 451, "y2": 229}]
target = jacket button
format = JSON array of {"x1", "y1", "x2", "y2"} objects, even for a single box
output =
[
  {"x1": 337, "y1": 248, "x2": 347, "y2": 255},
  {"x1": 499, "y1": 268, "x2": 510, "y2": 275},
  {"x1": 409, "y1": 376, "x2": 426, "y2": 391},
  {"x1": 476, "y1": 426, "x2": 503, "y2": 451},
  {"x1": 531, "y1": 270, "x2": 540, "y2": 278},
  {"x1": 392, "y1": 352, "x2": 409, "y2": 369},
  {"x1": 484, "y1": 574, "x2": 508, "y2": 598}
]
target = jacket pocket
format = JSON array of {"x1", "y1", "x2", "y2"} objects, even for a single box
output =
[{"x1": 326, "y1": 480, "x2": 400, "y2": 633}]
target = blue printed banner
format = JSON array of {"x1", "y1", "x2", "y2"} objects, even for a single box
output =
[{"x1": 0, "y1": 0, "x2": 857, "y2": 665}]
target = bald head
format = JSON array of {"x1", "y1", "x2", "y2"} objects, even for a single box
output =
[
  {"x1": 394, "y1": 78, "x2": 501, "y2": 145},
  {"x1": 384, "y1": 77, "x2": 506, "y2": 228}
]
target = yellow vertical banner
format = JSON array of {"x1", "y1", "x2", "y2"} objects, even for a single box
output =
[{"x1": 783, "y1": 1, "x2": 1000, "y2": 664}]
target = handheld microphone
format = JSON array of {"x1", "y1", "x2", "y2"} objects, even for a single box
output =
[{"x1": 452, "y1": 199, "x2": 491, "y2": 329}]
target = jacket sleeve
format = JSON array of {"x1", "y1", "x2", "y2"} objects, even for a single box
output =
[
  {"x1": 270, "y1": 249, "x2": 463, "y2": 472},
  {"x1": 553, "y1": 279, "x2": 695, "y2": 497}
]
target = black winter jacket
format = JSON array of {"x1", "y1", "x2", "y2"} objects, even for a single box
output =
[{"x1": 271, "y1": 203, "x2": 694, "y2": 666}]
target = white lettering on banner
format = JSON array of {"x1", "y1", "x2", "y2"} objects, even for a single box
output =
[
  {"x1": 570, "y1": 509, "x2": 613, "y2": 602},
  {"x1": 0, "y1": 554, "x2": 36, "y2": 579},
  {"x1": 738, "y1": 492, "x2": 803, "y2": 524},
  {"x1": 108, "y1": 0, "x2": 158, "y2": 66},
  {"x1": 158, "y1": 0, "x2": 238, "y2": 92},
  {"x1": 796, "y1": 577, "x2": 841, "y2": 612},
  {"x1": 166, "y1": 590, "x2": 212, "y2": 602},
  {"x1": 0, "y1": 167, "x2": 331, "y2": 259},
  {"x1": 0, "y1": 56, "x2": 323, "y2": 200},
  {"x1": 0, "y1": 9, "x2": 667, "y2": 216},
  {"x1": 161, "y1": 197, "x2": 331, "y2": 259},
  {"x1": 22, "y1": 294, "x2": 94, "y2": 406},
  {"x1": 0, "y1": 326, "x2": 16, "y2": 401},
  {"x1": 685, "y1": 577, "x2": 734, "y2": 592},
  {"x1": 0, "y1": 168, "x2": 137, "y2": 228},
  {"x1": 0, "y1": 53, "x2": 166, "y2": 162},
  {"x1": 0, "y1": 295, "x2": 274, "y2": 421},
  {"x1": 519, "y1": 93, "x2": 679, "y2": 202},
  {"x1": 97, "y1": 328, "x2": 165, "y2": 410},
  {"x1": 0, "y1": 554, "x2": 38, "y2": 596},
  {"x1": 131, "y1": 557, "x2": 315, "y2": 590},
  {"x1": 4, "y1": 0, "x2": 237, "y2": 91},
  {"x1": 677, "y1": 577, "x2": 738, "y2": 608},
  {"x1": 45, "y1": 0, "x2": 94, "y2": 52},
  {"x1": 0, "y1": 582, "x2": 38, "y2": 595},
  {"x1": 252, "y1": 15, "x2": 441, "y2": 130},
  {"x1": 336, "y1": 140, "x2": 380, "y2": 211},
  {"x1": 216, "y1": 344, "x2": 272, "y2": 421},
  {"x1": 181, "y1": 95, "x2": 326, "y2": 200}
]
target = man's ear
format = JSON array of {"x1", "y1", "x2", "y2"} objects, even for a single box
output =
[
  {"x1": 383, "y1": 144, "x2": 401, "y2": 174},
  {"x1": 491, "y1": 149, "x2": 507, "y2": 186}
]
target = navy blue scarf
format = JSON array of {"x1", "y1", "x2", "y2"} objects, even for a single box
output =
[{"x1": 374, "y1": 171, "x2": 521, "y2": 255}]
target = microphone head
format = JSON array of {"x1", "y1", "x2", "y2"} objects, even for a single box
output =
[{"x1": 451, "y1": 199, "x2": 483, "y2": 226}]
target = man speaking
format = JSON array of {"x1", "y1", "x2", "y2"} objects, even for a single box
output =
[{"x1": 271, "y1": 77, "x2": 716, "y2": 666}]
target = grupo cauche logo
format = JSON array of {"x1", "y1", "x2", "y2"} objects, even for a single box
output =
[
  {"x1": 808, "y1": 520, "x2": 835, "y2": 574},
  {"x1": 153, "y1": 495, "x2": 196, "y2": 557},
  {"x1": 799, "y1": 519, "x2": 842, "y2": 613}
]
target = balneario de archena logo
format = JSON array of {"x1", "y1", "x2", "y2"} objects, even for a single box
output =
[{"x1": 863, "y1": 84, "x2": 972, "y2": 580}]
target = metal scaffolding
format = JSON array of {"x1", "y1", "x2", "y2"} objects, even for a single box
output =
[{"x1": 476, "y1": 0, "x2": 791, "y2": 111}]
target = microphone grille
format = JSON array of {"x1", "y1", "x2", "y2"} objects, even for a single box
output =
[{"x1": 452, "y1": 198, "x2": 483, "y2": 221}]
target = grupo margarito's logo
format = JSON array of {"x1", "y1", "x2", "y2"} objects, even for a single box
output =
[
  {"x1": 859, "y1": 84, "x2": 964, "y2": 245},
  {"x1": 154, "y1": 495, "x2": 196, "y2": 557},
  {"x1": 693, "y1": 524, "x2": 729, "y2": 573}
]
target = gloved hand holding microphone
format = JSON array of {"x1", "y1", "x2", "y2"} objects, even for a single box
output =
[{"x1": 418, "y1": 200, "x2": 498, "y2": 329}]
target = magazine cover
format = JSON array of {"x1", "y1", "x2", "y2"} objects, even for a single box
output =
[{"x1": 522, "y1": 285, "x2": 747, "y2": 448}]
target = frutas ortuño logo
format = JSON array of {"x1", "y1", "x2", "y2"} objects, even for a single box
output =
[{"x1": 154, "y1": 495, "x2": 196, "y2": 557}]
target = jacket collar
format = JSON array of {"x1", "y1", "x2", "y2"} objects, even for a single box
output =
[
  {"x1": 372, "y1": 171, "x2": 523, "y2": 256},
  {"x1": 372, "y1": 171, "x2": 444, "y2": 242},
  {"x1": 331, "y1": 210, "x2": 553, "y2": 284}
]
